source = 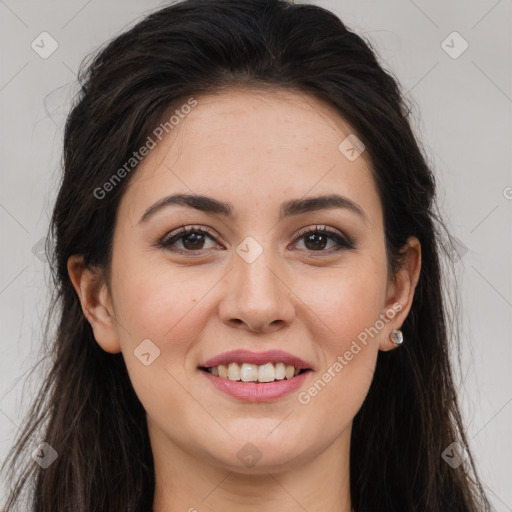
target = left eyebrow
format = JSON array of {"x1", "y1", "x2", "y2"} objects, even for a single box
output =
[
  {"x1": 280, "y1": 194, "x2": 367, "y2": 224},
  {"x1": 138, "y1": 193, "x2": 234, "y2": 224},
  {"x1": 138, "y1": 193, "x2": 368, "y2": 225}
]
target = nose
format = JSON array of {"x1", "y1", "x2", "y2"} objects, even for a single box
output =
[{"x1": 218, "y1": 243, "x2": 296, "y2": 333}]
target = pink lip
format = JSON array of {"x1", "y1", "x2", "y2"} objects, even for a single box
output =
[
  {"x1": 200, "y1": 349, "x2": 313, "y2": 370},
  {"x1": 200, "y1": 368, "x2": 312, "y2": 402}
]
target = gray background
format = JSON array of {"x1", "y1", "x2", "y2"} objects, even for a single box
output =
[{"x1": 0, "y1": 0, "x2": 511, "y2": 509}]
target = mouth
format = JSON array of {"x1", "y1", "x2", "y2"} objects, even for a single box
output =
[
  {"x1": 199, "y1": 362, "x2": 312, "y2": 383},
  {"x1": 198, "y1": 349, "x2": 314, "y2": 401}
]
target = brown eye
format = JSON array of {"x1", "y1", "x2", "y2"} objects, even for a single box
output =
[
  {"x1": 180, "y1": 231, "x2": 207, "y2": 250},
  {"x1": 303, "y1": 231, "x2": 329, "y2": 251},
  {"x1": 158, "y1": 224, "x2": 355, "y2": 255},
  {"x1": 293, "y1": 226, "x2": 355, "y2": 253},
  {"x1": 159, "y1": 226, "x2": 220, "y2": 253}
]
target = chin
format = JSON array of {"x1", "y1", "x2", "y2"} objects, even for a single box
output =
[{"x1": 202, "y1": 434, "x2": 314, "y2": 474}]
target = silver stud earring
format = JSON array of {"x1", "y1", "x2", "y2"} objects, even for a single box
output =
[{"x1": 390, "y1": 329, "x2": 403, "y2": 346}]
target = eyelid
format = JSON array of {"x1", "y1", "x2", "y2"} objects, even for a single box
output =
[
  {"x1": 161, "y1": 224, "x2": 224, "y2": 245},
  {"x1": 291, "y1": 224, "x2": 345, "y2": 241},
  {"x1": 158, "y1": 223, "x2": 355, "y2": 253}
]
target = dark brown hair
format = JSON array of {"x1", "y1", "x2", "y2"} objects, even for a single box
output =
[{"x1": 2, "y1": 0, "x2": 493, "y2": 510}]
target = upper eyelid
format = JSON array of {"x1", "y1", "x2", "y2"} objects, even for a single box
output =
[
  {"x1": 161, "y1": 224, "x2": 352, "y2": 247},
  {"x1": 291, "y1": 224, "x2": 344, "y2": 239},
  {"x1": 163, "y1": 224, "x2": 220, "y2": 241}
]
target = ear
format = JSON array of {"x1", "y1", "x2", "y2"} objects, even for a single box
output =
[
  {"x1": 67, "y1": 255, "x2": 122, "y2": 354},
  {"x1": 379, "y1": 236, "x2": 422, "y2": 351}
]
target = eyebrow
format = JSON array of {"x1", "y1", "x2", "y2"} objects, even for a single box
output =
[{"x1": 138, "y1": 193, "x2": 367, "y2": 225}]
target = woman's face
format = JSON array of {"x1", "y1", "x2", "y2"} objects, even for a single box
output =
[{"x1": 73, "y1": 88, "x2": 419, "y2": 474}]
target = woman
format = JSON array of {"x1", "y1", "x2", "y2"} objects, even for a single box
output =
[{"x1": 1, "y1": 0, "x2": 493, "y2": 510}]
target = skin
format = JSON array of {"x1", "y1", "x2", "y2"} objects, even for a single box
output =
[{"x1": 68, "y1": 88, "x2": 421, "y2": 512}]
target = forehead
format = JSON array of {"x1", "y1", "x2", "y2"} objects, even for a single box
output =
[{"x1": 118, "y1": 88, "x2": 382, "y2": 227}]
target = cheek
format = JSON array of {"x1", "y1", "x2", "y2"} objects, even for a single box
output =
[
  {"x1": 111, "y1": 259, "x2": 213, "y2": 428},
  {"x1": 114, "y1": 264, "x2": 215, "y2": 346},
  {"x1": 294, "y1": 254, "x2": 386, "y2": 417},
  {"x1": 328, "y1": 271, "x2": 384, "y2": 347},
  {"x1": 297, "y1": 345, "x2": 377, "y2": 440},
  {"x1": 296, "y1": 296, "x2": 382, "y2": 437},
  {"x1": 298, "y1": 253, "x2": 388, "y2": 349}
]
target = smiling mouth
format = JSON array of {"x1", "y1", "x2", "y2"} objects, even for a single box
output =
[{"x1": 199, "y1": 362, "x2": 311, "y2": 383}]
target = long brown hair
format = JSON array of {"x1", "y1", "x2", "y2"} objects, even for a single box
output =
[{"x1": 2, "y1": 0, "x2": 493, "y2": 510}]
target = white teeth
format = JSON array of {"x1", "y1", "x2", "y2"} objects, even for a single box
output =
[
  {"x1": 206, "y1": 362, "x2": 304, "y2": 382},
  {"x1": 227, "y1": 362, "x2": 241, "y2": 381},
  {"x1": 240, "y1": 363, "x2": 258, "y2": 382},
  {"x1": 275, "y1": 362, "x2": 286, "y2": 380},
  {"x1": 258, "y1": 363, "x2": 275, "y2": 382},
  {"x1": 218, "y1": 364, "x2": 228, "y2": 378}
]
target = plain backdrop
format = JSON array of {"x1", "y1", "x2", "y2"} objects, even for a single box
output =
[{"x1": 0, "y1": 0, "x2": 511, "y2": 509}]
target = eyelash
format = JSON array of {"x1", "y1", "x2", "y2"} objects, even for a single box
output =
[{"x1": 156, "y1": 224, "x2": 355, "y2": 255}]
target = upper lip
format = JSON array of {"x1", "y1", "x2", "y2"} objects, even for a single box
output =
[{"x1": 200, "y1": 349, "x2": 314, "y2": 370}]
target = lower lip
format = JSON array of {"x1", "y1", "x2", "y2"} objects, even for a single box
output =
[{"x1": 200, "y1": 369, "x2": 312, "y2": 402}]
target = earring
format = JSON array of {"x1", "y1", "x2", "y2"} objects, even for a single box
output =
[{"x1": 390, "y1": 329, "x2": 403, "y2": 346}]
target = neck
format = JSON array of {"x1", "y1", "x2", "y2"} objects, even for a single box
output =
[{"x1": 151, "y1": 421, "x2": 353, "y2": 512}]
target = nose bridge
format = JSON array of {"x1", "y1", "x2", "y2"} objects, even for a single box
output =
[
  {"x1": 238, "y1": 237, "x2": 279, "y2": 292},
  {"x1": 220, "y1": 234, "x2": 294, "y2": 331},
  {"x1": 235, "y1": 234, "x2": 284, "y2": 300}
]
